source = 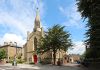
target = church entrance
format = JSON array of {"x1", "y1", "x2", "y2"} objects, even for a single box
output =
[{"x1": 33, "y1": 54, "x2": 38, "y2": 64}]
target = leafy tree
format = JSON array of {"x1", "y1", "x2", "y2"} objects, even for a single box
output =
[
  {"x1": 0, "y1": 49, "x2": 7, "y2": 60},
  {"x1": 38, "y1": 24, "x2": 72, "y2": 65},
  {"x1": 77, "y1": 0, "x2": 100, "y2": 58}
]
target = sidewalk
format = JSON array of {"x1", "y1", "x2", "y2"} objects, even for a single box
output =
[
  {"x1": 17, "y1": 64, "x2": 40, "y2": 69},
  {"x1": 0, "y1": 63, "x2": 11, "y2": 66},
  {"x1": 63, "y1": 63, "x2": 81, "y2": 67},
  {"x1": 0, "y1": 63, "x2": 41, "y2": 69}
]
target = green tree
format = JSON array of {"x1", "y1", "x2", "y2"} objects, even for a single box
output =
[
  {"x1": 38, "y1": 24, "x2": 72, "y2": 65},
  {"x1": 0, "y1": 49, "x2": 7, "y2": 60},
  {"x1": 77, "y1": 0, "x2": 100, "y2": 58}
]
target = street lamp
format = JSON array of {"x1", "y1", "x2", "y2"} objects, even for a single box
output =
[
  {"x1": 13, "y1": 42, "x2": 17, "y2": 66},
  {"x1": 14, "y1": 42, "x2": 17, "y2": 56}
]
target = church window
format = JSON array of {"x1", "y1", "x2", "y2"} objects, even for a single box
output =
[{"x1": 34, "y1": 37, "x2": 37, "y2": 50}]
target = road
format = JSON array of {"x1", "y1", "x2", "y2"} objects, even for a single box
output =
[{"x1": 0, "y1": 63, "x2": 88, "y2": 70}]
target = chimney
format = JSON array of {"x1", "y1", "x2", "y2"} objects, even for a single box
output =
[
  {"x1": 9, "y1": 42, "x2": 13, "y2": 46},
  {"x1": 4, "y1": 42, "x2": 8, "y2": 45}
]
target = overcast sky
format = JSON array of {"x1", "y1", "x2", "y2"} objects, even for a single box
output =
[{"x1": 0, "y1": 0, "x2": 87, "y2": 54}]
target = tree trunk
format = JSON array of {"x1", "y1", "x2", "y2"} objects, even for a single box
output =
[{"x1": 53, "y1": 50, "x2": 56, "y2": 65}]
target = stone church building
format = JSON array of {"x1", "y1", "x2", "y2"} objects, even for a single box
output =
[
  {"x1": 23, "y1": 9, "x2": 44, "y2": 63},
  {"x1": 23, "y1": 9, "x2": 67, "y2": 64}
]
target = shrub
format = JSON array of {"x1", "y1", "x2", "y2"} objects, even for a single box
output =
[
  {"x1": 17, "y1": 59, "x2": 24, "y2": 64},
  {"x1": 0, "y1": 49, "x2": 7, "y2": 60},
  {"x1": 29, "y1": 62, "x2": 35, "y2": 64},
  {"x1": 40, "y1": 58, "x2": 51, "y2": 64}
]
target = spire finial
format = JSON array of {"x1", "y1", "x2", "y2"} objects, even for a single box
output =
[
  {"x1": 35, "y1": 7, "x2": 40, "y2": 21},
  {"x1": 36, "y1": 7, "x2": 39, "y2": 16}
]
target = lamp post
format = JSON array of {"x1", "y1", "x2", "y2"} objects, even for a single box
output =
[
  {"x1": 13, "y1": 42, "x2": 17, "y2": 66},
  {"x1": 14, "y1": 42, "x2": 17, "y2": 55}
]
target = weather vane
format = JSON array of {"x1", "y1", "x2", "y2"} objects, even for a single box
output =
[{"x1": 33, "y1": 0, "x2": 40, "y2": 11}]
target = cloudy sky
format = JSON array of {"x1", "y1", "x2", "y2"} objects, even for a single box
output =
[{"x1": 0, "y1": 0, "x2": 87, "y2": 54}]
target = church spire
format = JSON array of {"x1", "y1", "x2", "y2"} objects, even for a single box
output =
[
  {"x1": 35, "y1": 8, "x2": 40, "y2": 23},
  {"x1": 34, "y1": 8, "x2": 41, "y2": 32}
]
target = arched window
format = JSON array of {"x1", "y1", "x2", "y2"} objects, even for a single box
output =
[{"x1": 34, "y1": 37, "x2": 37, "y2": 50}]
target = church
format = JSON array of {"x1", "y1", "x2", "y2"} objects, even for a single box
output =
[
  {"x1": 23, "y1": 8, "x2": 67, "y2": 64},
  {"x1": 23, "y1": 8, "x2": 44, "y2": 63}
]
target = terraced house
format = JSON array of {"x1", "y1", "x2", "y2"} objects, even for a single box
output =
[{"x1": 0, "y1": 42, "x2": 23, "y2": 62}]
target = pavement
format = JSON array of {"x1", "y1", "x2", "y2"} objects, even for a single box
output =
[
  {"x1": 0, "y1": 63, "x2": 88, "y2": 70},
  {"x1": 63, "y1": 63, "x2": 80, "y2": 67},
  {"x1": 0, "y1": 63, "x2": 40, "y2": 70}
]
